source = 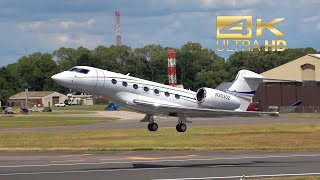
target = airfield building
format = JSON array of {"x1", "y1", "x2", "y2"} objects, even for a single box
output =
[
  {"x1": 8, "y1": 91, "x2": 67, "y2": 108},
  {"x1": 253, "y1": 54, "x2": 320, "y2": 113}
]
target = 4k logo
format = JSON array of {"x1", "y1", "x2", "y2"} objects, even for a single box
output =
[
  {"x1": 216, "y1": 16, "x2": 285, "y2": 38},
  {"x1": 215, "y1": 16, "x2": 287, "y2": 52}
]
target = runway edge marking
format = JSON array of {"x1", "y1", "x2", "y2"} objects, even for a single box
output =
[
  {"x1": 0, "y1": 153, "x2": 320, "y2": 168},
  {"x1": 154, "y1": 172, "x2": 320, "y2": 180},
  {"x1": 0, "y1": 167, "x2": 180, "y2": 176}
]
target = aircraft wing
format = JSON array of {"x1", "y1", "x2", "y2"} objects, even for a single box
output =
[{"x1": 133, "y1": 99, "x2": 301, "y2": 118}]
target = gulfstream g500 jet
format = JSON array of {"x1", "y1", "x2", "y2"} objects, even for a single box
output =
[{"x1": 51, "y1": 66, "x2": 301, "y2": 132}]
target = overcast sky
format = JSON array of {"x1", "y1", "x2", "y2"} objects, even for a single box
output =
[{"x1": 0, "y1": 0, "x2": 319, "y2": 66}]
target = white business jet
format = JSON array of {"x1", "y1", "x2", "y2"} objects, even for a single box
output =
[{"x1": 51, "y1": 66, "x2": 301, "y2": 132}]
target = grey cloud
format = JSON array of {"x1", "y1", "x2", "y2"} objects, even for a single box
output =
[{"x1": 0, "y1": 0, "x2": 319, "y2": 66}]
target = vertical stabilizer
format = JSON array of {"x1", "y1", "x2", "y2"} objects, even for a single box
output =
[{"x1": 226, "y1": 70, "x2": 264, "y2": 111}]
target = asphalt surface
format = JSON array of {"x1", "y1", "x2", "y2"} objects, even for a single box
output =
[
  {"x1": 0, "y1": 151, "x2": 320, "y2": 180},
  {"x1": 1, "y1": 111, "x2": 319, "y2": 132},
  {"x1": 1, "y1": 111, "x2": 319, "y2": 179}
]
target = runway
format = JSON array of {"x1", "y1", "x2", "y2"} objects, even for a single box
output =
[
  {"x1": 1, "y1": 112, "x2": 319, "y2": 179},
  {"x1": 0, "y1": 151, "x2": 320, "y2": 180}
]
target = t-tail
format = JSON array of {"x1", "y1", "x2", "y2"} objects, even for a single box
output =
[{"x1": 226, "y1": 70, "x2": 264, "y2": 111}]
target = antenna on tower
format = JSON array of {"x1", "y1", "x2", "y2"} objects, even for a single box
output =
[{"x1": 115, "y1": 10, "x2": 122, "y2": 46}]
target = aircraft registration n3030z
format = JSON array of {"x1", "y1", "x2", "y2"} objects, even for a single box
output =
[{"x1": 51, "y1": 66, "x2": 301, "y2": 132}]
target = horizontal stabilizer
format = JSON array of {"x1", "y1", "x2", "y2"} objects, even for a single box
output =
[
  {"x1": 279, "y1": 101, "x2": 302, "y2": 114},
  {"x1": 244, "y1": 77, "x2": 302, "y2": 83},
  {"x1": 262, "y1": 78, "x2": 302, "y2": 83}
]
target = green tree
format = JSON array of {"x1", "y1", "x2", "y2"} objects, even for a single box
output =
[
  {"x1": 16, "y1": 53, "x2": 58, "y2": 91},
  {"x1": 53, "y1": 47, "x2": 77, "y2": 71},
  {"x1": 177, "y1": 42, "x2": 227, "y2": 90},
  {"x1": 133, "y1": 45, "x2": 167, "y2": 82}
]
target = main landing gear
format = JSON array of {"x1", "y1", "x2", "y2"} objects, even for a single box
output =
[
  {"x1": 141, "y1": 114, "x2": 158, "y2": 132},
  {"x1": 140, "y1": 114, "x2": 191, "y2": 132},
  {"x1": 176, "y1": 123, "x2": 187, "y2": 132},
  {"x1": 148, "y1": 122, "x2": 158, "y2": 131},
  {"x1": 176, "y1": 115, "x2": 190, "y2": 132}
]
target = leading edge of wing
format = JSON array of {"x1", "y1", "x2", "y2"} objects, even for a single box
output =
[{"x1": 133, "y1": 99, "x2": 278, "y2": 117}]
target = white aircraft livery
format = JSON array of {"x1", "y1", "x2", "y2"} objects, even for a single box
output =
[{"x1": 51, "y1": 66, "x2": 301, "y2": 132}]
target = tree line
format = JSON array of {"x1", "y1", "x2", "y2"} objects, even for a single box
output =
[{"x1": 0, "y1": 42, "x2": 318, "y2": 103}]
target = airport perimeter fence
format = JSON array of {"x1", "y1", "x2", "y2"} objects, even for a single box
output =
[{"x1": 278, "y1": 106, "x2": 320, "y2": 113}]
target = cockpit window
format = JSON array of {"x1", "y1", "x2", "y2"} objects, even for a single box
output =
[
  {"x1": 79, "y1": 69, "x2": 89, "y2": 74},
  {"x1": 69, "y1": 68, "x2": 90, "y2": 74},
  {"x1": 69, "y1": 68, "x2": 79, "y2": 72}
]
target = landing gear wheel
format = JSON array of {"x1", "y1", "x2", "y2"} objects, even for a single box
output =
[
  {"x1": 148, "y1": 123, "x2": 158, "y2": 132},
  {"x1": 176, "y1": 123, "x2": 187, "y2": 132},
  {"x1": 179, "y1": 123, "x2": 187, "y2": 132},
  {"x1": 176, "y1": 124, "x2": 181, "y2": 132},
  {"x1": 148, "y1": 123, "x2": 152, "y2": 131}
]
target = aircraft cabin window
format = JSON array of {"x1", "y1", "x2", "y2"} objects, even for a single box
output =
[
  {"x1": 122, "y1": 82, "x2": 128, "y2": 87},
  {"x1": 165, "y1": 92, "x2": 170, "y2": 97},
  {"x1": 154, "y1": 89, "x2": 160, "y2": 95},
  {"x1": 175, "y1": 94, "x2": 180, "y2": 99},
  {"x1": 143, "y1": 86, "x2": 149, "y2": 92},
  {"x1": 111, "y1": 79, "x2": 117, "y2": 84},
  {"x1": 133, "y1": 84, "x2": 138, "y2": 89}
]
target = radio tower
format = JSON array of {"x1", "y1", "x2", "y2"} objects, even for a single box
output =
[
  {"x1": 115, "y1": 10, "x2": 122, "y2": 46},
  {"x1": 167, "y1": 49, "x2": 177, "y2": 86}
]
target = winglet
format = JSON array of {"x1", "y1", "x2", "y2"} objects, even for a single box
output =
[
  {"x1": 279, "y1": 101, "x2": 302, "y2": 114},
  {"x1": 292, "y1": 101, "x2": 302, "y2": 107}
]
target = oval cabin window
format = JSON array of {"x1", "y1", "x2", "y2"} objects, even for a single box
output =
[
  {"x1": 133, "y1": 84, "x2": 138, "y2": 89},
  {"x1": 154, "y1": 89, "x2": 160, "y2": 95},
  {"x1": 143, "y1": 86, "x2": 149, "y2": 92}
]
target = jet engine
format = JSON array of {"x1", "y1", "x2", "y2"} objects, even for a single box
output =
[{"x1": 196, "y1": 87, "x2": 241, "y2": 110}]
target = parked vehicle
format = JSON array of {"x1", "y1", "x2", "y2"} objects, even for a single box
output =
[
  {"x1": 20, "y1": 107, "x2": 29, "y2": 114},
  {"x1": 54, "y1": 103, "x2": 66, "y2": 107},
  {"x1": 4, "y1": 107, "x2": 14, "y2": 114},
  {"x1": 105, "y1": 103, "x2": 119, "y2": 111},
  {"x1": 31, "y1": 106, "x2": 39, "y2": 112},
  {"x1": 0, "y1": 106, "x2": 6, "y2": 113},
  {"x1": 42, "y1": 107, "x2": 52, "y2": 112}
]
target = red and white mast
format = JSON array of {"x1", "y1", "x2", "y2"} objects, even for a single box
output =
[
  {"x1": 115, "y1": 10, "x2": 122, "y2": 46},
  {"x1": 167, "y1": 49, "x2": 177, "y2": 86}
]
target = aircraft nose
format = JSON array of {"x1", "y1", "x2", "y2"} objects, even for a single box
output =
[
  {"x1": 51, "y1": 72, "x2": 69, "y2": 87},
  {"x1": 51, "y1": 73, "x2": 63, "y2": 82}
]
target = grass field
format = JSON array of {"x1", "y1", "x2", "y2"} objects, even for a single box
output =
[
  {"x1": 29, "y1": 111, "x2": 95, "y2": 115},
  {"x1": 0, "y1": 116, "x2": 117, "y2": 128},
  {"x1": 0, "y1": 122, "x2": 319, "y2": 151},
  {"x1": 288, "y1": 113, "x2": 320, "y2": 118},
  {"x1": 51, "y1": 105, "x2": 107, "y2": 111}
]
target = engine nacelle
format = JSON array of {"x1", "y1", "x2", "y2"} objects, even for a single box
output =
[{"x1": 196, "y1": 87, "x2": 241, "y2": 110}]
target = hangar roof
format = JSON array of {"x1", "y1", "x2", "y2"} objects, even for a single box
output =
[
  {"x1": 261, "y1": 54, "x2": 320, "y2": 81},
  {"x1": 309, "y1": 54, "x2": 320, "y2": 59},
  {"x1": 10, "y1": 91, "x2": 56, "y2": 99}
]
